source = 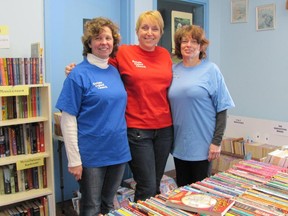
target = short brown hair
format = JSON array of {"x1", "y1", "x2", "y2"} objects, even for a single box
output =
[
  {"x1": 82, "y1": 17, "x2": 120, "y2": 57},
  {"x1": 174, "y1": 25, "x2": 209, "y2": 59}
]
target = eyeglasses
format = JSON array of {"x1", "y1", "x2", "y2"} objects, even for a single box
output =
[{"x1": 181, "y1": 39, "x2": 199, "y2": 45}]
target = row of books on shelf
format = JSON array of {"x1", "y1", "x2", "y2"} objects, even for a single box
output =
[
  {"x1": 0, "y1": 122, "x2": 45, "y2": 157},
  {"x1": 221, "y1": 137, "x2": 280, "y2": 160},
  {"x1": 0, "y1": 162, "x2": 47, "y2": 195},
  {"x1": 264, "y1": 148, "x2": 288, "y2": 168},
  {"x1": 212, "y1": 154, "x2": 242, "y2": 173},
  {"x1": 1, "y1": 87, "x2": 41, "y2": 121},
  {"x1": 109, "y1": 160, "x2": 288, "y2": 216},
  {"x1": 0, "y1": 57, "x2": 44, "y2": 86},
  {"x1": 0, "y1": 196, "x2": 48, "y2": 216}
]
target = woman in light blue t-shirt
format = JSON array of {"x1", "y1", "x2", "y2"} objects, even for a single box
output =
[{"x1": 168, "y1": 25, "x2": 235, "y2": 187}]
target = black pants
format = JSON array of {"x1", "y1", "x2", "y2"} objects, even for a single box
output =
[
  {"x1": 174, "y1": 157, "x2": 211, "y2": 187},
  {"x1": 127, "y1": 126, "x2": 174, "y2": 202}
]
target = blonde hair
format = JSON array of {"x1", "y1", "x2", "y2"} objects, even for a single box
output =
[{"x1": 135, "y1": 10, "x2": 164, "y2": 35}]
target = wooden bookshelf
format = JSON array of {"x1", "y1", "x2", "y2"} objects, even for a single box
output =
[{"x1": 0, "y1": 84, "x2": 55, "y2": 214}]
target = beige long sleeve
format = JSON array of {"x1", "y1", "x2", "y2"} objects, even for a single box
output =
[{"x1": 60, "y1": 111, "x2": 82, "y2": 167}]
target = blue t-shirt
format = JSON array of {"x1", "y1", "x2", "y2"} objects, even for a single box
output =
[
  {"x1": 168, "y1": 60, "x2": 235, "y2": 161},
  {"x1": 56, "y1": 59, "x2": 131, "y2": 167}
]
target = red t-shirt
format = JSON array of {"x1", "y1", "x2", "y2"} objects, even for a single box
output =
[{"x1": 109, "y1": 45, "x2": 173, "y2": 129}]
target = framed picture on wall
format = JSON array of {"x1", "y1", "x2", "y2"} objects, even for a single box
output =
[
  {"x1": 83, "y1": 18, "x2": 91, "y2": 33},
  {"x1": 171, "y1": 10, "x2": 193, "y2": 53},
  {"x1": 256, "y1": 4, "x2": 276, "y2": 31},
  {"x1": 231, "y1": 0, "x2": 248, "y2": 23}
]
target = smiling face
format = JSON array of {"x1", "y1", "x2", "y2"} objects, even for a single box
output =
[
  {"x1": 137, "y1": 18, "x2": 161, "y2": 52},
  {"x1": 174, "y1": 25, "x2": 209, "y2": 60},
  {"x1": 89, "y1": 26, "x2": 114, "y2": 59},
  {"x1": 180, "y1": 36, "x2": 201, "y2": 61},
  {"x1": 135, "y1": 11, "x2": 164, "y2": 52}
]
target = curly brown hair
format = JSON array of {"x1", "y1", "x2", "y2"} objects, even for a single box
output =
[
  {"x1": 174, "y1": 25, "x2": 209, "y2": 60},
  {"x1": 82, "y1": 17, "x2": 120, "y2": 58}
]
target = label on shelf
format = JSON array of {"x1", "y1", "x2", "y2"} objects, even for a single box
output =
[
  {"x1": 16, "y1": 156, "x2": 44, "y2": 170},
  {"x1": 0, "y1": 85, "x2": 29, "y2": 96}
]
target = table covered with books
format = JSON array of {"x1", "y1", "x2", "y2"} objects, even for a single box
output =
[{"x1": 109, "y1": 159, "x2": 288, "y2": 216}]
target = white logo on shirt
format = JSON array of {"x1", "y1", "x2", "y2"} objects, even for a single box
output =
[
  {"x1": 132, "y1": 60, "x2": 146, "y2": 68},
  {"x1": 93, "y1": 82, "x2": 108, "y2": 89}
]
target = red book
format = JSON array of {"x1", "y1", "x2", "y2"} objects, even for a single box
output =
[
  {"x1": 165, "y1": 190, "x2": 235, "y2": 216},
  {"x1": 25, "y1": 168, "x2": 34, "y2": 190},
  {"x1": 6, "y1": 58, "x2": 14, "y2": 85},
  {"x1": 38, "y1": 122, "x2": 45, "y2": 152},
  {"x1": 41, "y1": 196, "x2": 49, "y2": 216},
  {"x1": 35, "y1": 123, "x2": 40, "y2": 153},
  {"x1": 31, "y1": 57, "x2": 36, "y2": 84},
  {"x1": 30, "y1": 88, "x2": 37, "y2": 117},
  {"x1": 8, "y1": 127, "x2": 17, "y2": 156},
  {"x1": 123, "y1": 205, "x2": 146, "y2": 216}
]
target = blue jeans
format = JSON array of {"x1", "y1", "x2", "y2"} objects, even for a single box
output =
[
  {"x1": 127, "y1": 126, "x2": 173, "y2": 201},
  {"x1": 79, "y1": 163, "x2": 126, "y2": 216}
]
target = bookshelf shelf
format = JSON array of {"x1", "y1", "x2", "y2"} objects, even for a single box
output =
[
  {"x1": 0, "y1": 153, "x2": 49, "y2": 166},
  {"x1": 0, "y1": 84, "x2": 55, "y2": 214},
  {"x1": 0, "y1": 117, "x2": 49, "y2": 127},
  {"x1": 0, "y1": 188, "x2": 53, "y2": 206}
]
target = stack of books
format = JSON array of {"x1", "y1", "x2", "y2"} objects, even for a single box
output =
[
  {"x1": 108, "y1": 160, "x2": 288, "y2": 216},
  {"x1": 264, "y1": 148, "x2": 288, "y2": 168}
]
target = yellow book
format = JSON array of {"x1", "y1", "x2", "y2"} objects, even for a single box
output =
[{"x1": 117, "y1": 208, "x2": 133, "y2": 216}]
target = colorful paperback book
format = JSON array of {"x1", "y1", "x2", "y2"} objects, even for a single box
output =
[
  {"x1": 231, "y1": 200, "x2": 281, "y2": 216},
  {"x1": 165, "y1": 190, "x2": 235, "y2": 216}
]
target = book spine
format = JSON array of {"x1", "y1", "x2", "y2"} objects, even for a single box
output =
[
  {"x1": 0, "y1": 166, "x2": 5, "y2": 194},
  {"x1": 3, "y1": 165, "x2": 11, "y2": 194}
]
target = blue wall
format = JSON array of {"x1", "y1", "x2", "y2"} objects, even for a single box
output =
[
  {"x1": 44, "y1": 0, "x2": 122, "y2": 202},
  {"x1": 44, "y1": 0, "x2": 288, "y2": 202}
]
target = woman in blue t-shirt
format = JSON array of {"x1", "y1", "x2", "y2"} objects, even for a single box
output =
[
  {"x1": 56, "y1": 17, "x2": 131, "y2": 216},
  {"x1": 168, "y1": 25, "x2": 235, "y2": 187}
]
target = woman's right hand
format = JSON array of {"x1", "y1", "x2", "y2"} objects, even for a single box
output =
[
  {"x1": 68, "y1": 165, "x2": 83, "y2": 181},
  {"x1": 65, "y1": 63, "x2": 76, "y2": 76}
]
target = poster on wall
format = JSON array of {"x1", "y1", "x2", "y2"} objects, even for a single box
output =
[
  {"x1": 230, "y1": 0, "x2": 248, "y2": 23},
  {"x1": 83, "y1": 18, "x2": 91, "y2": 33},
  {"x1": 171, "y1": 11, "x2": 193, "y2": 53},
  {"x1": 256, "y1": 4, "x2": 276, "y2": 31}
]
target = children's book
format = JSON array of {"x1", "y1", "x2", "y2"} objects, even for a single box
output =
[{"x1": 165, "y1": 190, "x2": 235, "y2": 216}]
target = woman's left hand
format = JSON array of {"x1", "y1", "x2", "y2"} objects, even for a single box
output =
[{"x1": 208, "y1": 144, "x2": 221, "y2": 161}]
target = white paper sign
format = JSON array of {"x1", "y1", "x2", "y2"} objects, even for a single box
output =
[{"x1": 0, "y1": 25, "x2": 10, "y2": 49}]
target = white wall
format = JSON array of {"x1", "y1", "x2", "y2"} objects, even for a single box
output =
[
  {"x1": 216, "y1": 0, "x2": 288, "y2": 122},
  {"x1": 132, "y1": 1, "x2": 154, "y2": 44},
  {"x1": 226, "y1": 115, "x2": 288, "y2": 147},
  {"x1": 214, "y1": 0, "x2": 288, "y2": 147},
  {"x1": 0, "y1": 0, "x2": 44, "y2": 57}
]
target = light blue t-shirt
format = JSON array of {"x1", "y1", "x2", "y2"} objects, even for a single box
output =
[
  {"x1": 168, "y1": 60, "x2": 235, "y2": 161},
  {"x1": 56, "y1": 58, "x2": 131, "y2": 167}
]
